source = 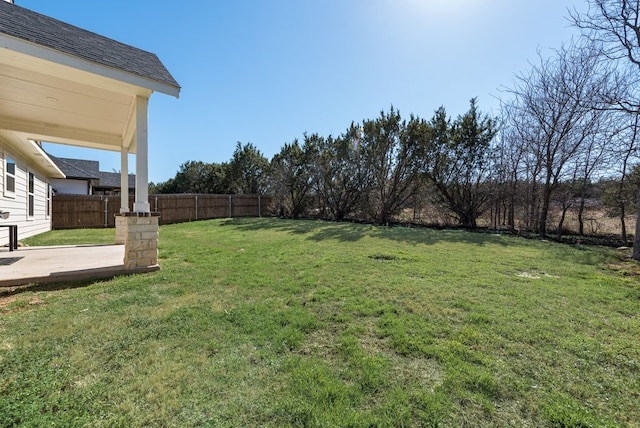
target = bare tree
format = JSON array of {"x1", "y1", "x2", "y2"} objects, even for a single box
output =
[
  {"x1": 571, "y1": 0, "x2": 640, "y2": 258},
  {"x1": 498, "y1": 102, "x2": 537, "y2": 232},
  {"x1": 571, "y1": 1, "x2": 640, "y2": 110},
  {"x1": 601, "y1": 112, "x2": 640, "y2": 242},
  {"x1": 574, "y1": 111, "x2": 617, "y2": 235},
  {"x1": 504, "y1": 41, "x2": 613, "y2": 236}
]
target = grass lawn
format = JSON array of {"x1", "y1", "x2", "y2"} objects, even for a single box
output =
[{"x1": 2, "y1": 218, "x2": 639, "y2": 427}]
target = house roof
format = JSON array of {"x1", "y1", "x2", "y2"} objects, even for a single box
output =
[
  {"x1": 50, "y1": 155, "x2": 136, "y2": 189},
  {"x1": 0, "y1": 0, "x2": 180, "y2": 191},
  {"x1": 0, "y1": 1, "x2": 180, "y2": 93},
  {"x1": 48, "y1": 155, "x2": 100, "y2": 180},
  {"x1": 96, "y1": 171, "x2": 135, "y2": 189}
]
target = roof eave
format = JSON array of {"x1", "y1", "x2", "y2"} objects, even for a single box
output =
[
  {"x1": 29, "y1": 140, "x2": 66, "y2": 179},
  {"x1": 0, "y1": 33, "x2": 180, "y2": 98}
]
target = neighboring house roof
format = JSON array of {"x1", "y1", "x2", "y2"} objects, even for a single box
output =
[
  {"x1": 0, "y1": 1, "x2": 180, "y2": 93},
  {"x1": 50, "y1": 155, "x2": 134, "y2": 189},
  {"x1": 96, "y1": 171, "x2": 135, "y2": 189},
  {"x1": 48, "y1": 155, "x2": 99, "y2": 180}
]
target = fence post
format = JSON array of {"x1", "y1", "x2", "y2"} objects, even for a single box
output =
[
  {"x1": 195, "y1": 194, "x2": 199, "y2": 221},
  {"x1": 104, "y1": 197, "x2": 109, "y2": 228},
  {"x1": 154, "y1": 195, "x2": 158, "y2": 212},
  {"x1": 258, "y1": 195, "x2": 261, "y2": 217},
  {"x1": 228, "y1": 195, "x2": 232, "y2": 218}
]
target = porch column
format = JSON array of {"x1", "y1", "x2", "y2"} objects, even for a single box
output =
[
  {"x1": 120, "y1": 147, "x2": 130, "y2": 213},
  {"x1": 117, "y1": 95, "x2": 159, "y2": 269},
  {"x1": 133, "y1": 95, "x2": 150, "y2": 213}
]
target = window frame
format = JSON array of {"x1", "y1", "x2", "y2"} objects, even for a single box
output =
[
  {"x1": 4, "y1": 155, "x2": 16, "y2": 198},
  {"x1": 46, "y1": 182, "x2": 51, "y2": 218},
  {"x1": 27, "y1": 170, "x2": 35, "y2": 219}
]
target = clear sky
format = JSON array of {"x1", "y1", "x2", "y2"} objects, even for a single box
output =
[{"x1": 21, "y1": 0, "x2": 581, "y2": 183}]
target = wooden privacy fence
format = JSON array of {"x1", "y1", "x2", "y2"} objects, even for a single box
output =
[{"x1": 52, "y1": 194, "x2": 273, "y2": 229}]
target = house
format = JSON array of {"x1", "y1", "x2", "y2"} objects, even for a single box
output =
[
  {"x1": 50, "y1": 157, "x2": 98, "y2": 195},
  {"x1": 49, "y1": 155, "x2": 135, "y2": 195},
  {"x1": 0, "y1": 0, "x2": 180, "y2": 268}
]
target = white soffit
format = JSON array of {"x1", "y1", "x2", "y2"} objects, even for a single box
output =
[{"x1": 0, "y1": 38, "x2": 155, "y2": 153}]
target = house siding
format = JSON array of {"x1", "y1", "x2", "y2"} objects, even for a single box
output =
[
  {"x1": 51, "y1": 178, "x2": 90, "y2": 195},
  {"x1": 1, "y1": 142, "x2": 52, "y2": 247}
]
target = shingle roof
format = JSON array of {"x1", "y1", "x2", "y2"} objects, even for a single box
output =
[
  {"x1": 0, "y1": 1, "x2": 180, "y2": 92},
  {"x1": 49, "y1": 155, "x2": 136, "y2": 188},
  {"x1": 96, "y1": 171, "x2": 135, "y2": 189},
  {"x1": 48, "y1": 155, "x2": 99, "y2": 180}
]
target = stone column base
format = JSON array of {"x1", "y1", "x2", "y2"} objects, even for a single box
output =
[
  {"x1": 115, "y1": 213, "x2": 160, "y2": 270},
  {"x1": 115, "y1": 215, "x2": 127, "y2": 245}
]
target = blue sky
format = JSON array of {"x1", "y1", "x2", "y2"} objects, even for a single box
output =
[{"x1": 22, "y1": 0, "x2": 580, "y2": 183}]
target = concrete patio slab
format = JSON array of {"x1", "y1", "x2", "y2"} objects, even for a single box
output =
[{"x1": 0, "y1": 244, "x2": 159, "y2": 287}]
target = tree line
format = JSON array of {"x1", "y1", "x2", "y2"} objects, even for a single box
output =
[
  {"x1": 151, "y1": 96, "x2": 637, "y2": 236},
  {"x1": 151, "y1": 100, "x2": 500, "y2": 227},
  {"x1": 151, "y1": 1, "x2": 640, "y2": 256}
]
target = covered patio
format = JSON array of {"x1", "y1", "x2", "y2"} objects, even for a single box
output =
[
  {"x1": 0, "y1": 244, "x2": 158, "y2": 287},
  {"x1": 0, "y1": 2, "x2": 180, "y2": 277}
]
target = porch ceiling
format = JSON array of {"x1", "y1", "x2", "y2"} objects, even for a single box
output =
[{"x1": 0, "y1": 47, "x2": 151, "y2": 154}]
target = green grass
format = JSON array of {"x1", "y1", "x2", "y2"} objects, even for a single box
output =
[
  {"x1": 2, "y1": 218, "x2": 639, "y2": 427},
  {"x1": 21, "y1": 227, "x2": 116, "y2": 246}
]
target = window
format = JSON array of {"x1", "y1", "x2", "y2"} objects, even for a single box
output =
[
  {"x1": 5, "y1": 156, "x2": 15, "y2": 195},
  {"x1": 28, "y1": 172, "x2": 34, "y2": 218},
  {"x1": 46, "y1": 183, "x2": 51, "y2": 217}
]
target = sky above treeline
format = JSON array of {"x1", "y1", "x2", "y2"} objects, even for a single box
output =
[{"x1": 21, "y1": 0, "x2": 581, "y2": 183}]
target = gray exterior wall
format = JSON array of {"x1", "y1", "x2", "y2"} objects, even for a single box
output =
[{"x1": 1, "y1": 141, "x2": 52, "y2": 247}]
